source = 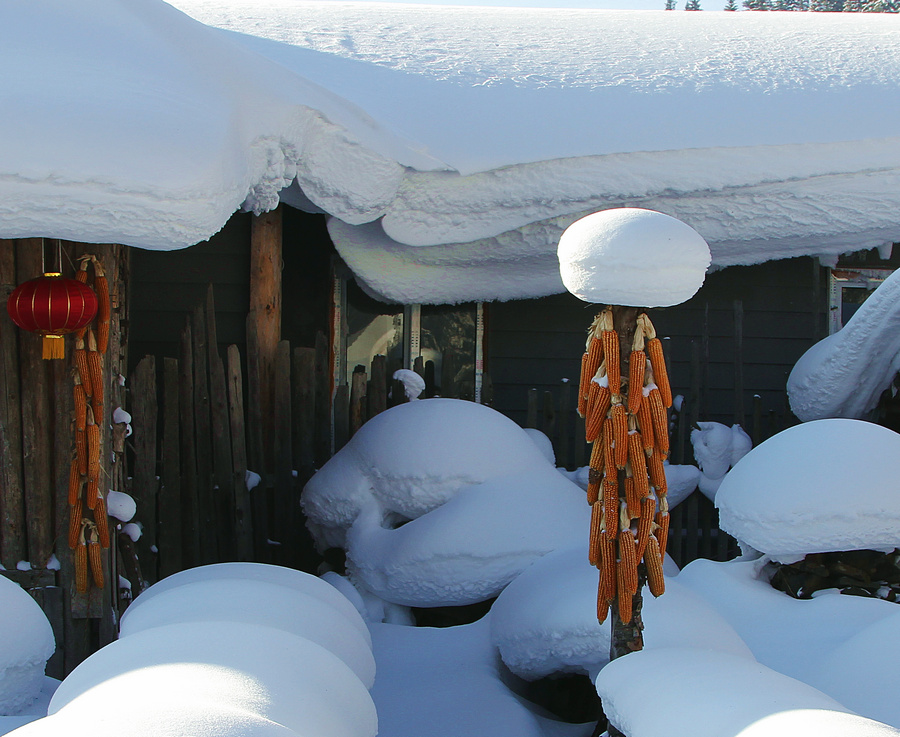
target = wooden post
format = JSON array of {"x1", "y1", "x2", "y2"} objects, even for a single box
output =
[
  {"x1": 132, "y1": 356, "x2": 158, "y2": 584},
  {"x1": 367, "y1": 354, "x2": 387, "y2": 420},
  {"x1": 227, "y1": 345, "x2": 254, "y2": 561},
  {"x1": 159, "y1": 358, "x2": 182, "y2": 579},
  {"x1": 314, "y1": 331, "x2": 331, "y2": 465},
  {"x1": 558, "y1": 379, "x2": 571, "y2": 470},
  {"x1": 293, "y1": 347, "x2": 316, "y2": 471},
  {"x1": 333, "y1": 385, "x2": 350, "y2": 452},
  {"x1": 250, "y1": 205, "x2": 283, "y2": 455},
  {"x1": 733, "y1": 299, "x2": 745, "y2": 429},
  {"x1": 191, "y1": 307, "x2": 215, "y2": 564},
  {"x1": 273, "y1": 341, "x2": 293, "y2": 563},
  {"x1": 526, "y1": 388, "x2": 538, "y2": 429},
  {"x1": 350, "y1": 367, "x2": 368, "y2": 436},
  {"x1": 245, "y1": 317, "x2": 268, "y2": 562},
  {"x1": 179, "y1": 319, "x2": 200, "y2": 569}
]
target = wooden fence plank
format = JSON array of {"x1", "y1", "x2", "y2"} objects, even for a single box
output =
[
  {"x1": 191, "y1": 306, "x2": 216, "y2": 564},
  {"x1": 245, "y1": 317, "x2": 268, "y2": 562},
  {"x1": 350, "y1": 368, "x2": 367, "y2": 436},
  {"x1": 333, "y1": 385, "x2": 350, "y2": 453},
  {"x1": 273, "y1": 341, "x2": 294, "y2": 564},
  {"x1": 734, "y1": 299, "x2": 745, "y2": 428},
  {"x1": 526, "y1": 388, "x2": 538, "y2": 429},
  {"x1": 541, "y1": 390, "x2": 556, "y2": 441},
  {"x1": 367, "y1": 355, "x2": 387, "y2": 419},
  {"x1": 158, "y1": 357, "x2": 182, "y2": 579},
  {"x1": 131, "y1": 355, "x2": 158, "y2": 583},
  {"x1": 293, "y1": 347, "x2": 316, "y2": 470},
  {"x1": 206, "y1": 286, "x2": 235, "y2": 561},
  {"x1": 227, "y1": 344, "x2": 254, "y2": 561},
  {"x1": 179, "y1": 319, "x2": 200, "y2": 569},
  {"x1": 558, "y1": 380, "x2": 571, "y2": 469},
  {"x1": 314, "y1": 331, "x2": 330, "y2": 465}
]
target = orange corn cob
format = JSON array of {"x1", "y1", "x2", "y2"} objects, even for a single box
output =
[
  {"x1": 654, "y1": 512, "x2": 670, "y2": 557},
  {"x1": 601, "y1": 331, "x2": 620, "y2": 395},
  {"x1": 67, "y1": 457, "x2": 82, "y2": 506},
  {"x1": 94, "y1": 265, "x2": 110, "y2": 354},
  {"x1": 597, "y1": 584, "x2": 610, "y2": 624},
  {"x1": 87, "y1": 331, "x2": 103, "y2": 409},
  {"x1": 584, "y1": 335, "x2": 603, "y2": 388},
  {"x1": 603, "y1": 418, "x2": 616, "y2": 477},
  {"x1": 647, "y1": 387, "x2": 670, "y2": 457},
  {"x1": 624, "y1": 476, "x2": 640, "y2": 520},
  {"x1": 589, "y1": 437, "x2": 605, "y2": 474},
  {"x1": 636, "y1": 393, "x2": 655, "y2": 452},
  {"x1": 578, "y1": 354, "x2": 589, "y2": 417},
  {"x1": 601, "y1": 535, "x2": 617, "y2": 602},
  {"x1": 75, "y1": 260, "x2": 90, "y2": 339},
  {"x1": 628, "y1": 432, "x2": 650, "y2": 498},
  {"x1": 618, "y1": 529, "x2": 639, "y2": 596},
  {"x1": 86, "y1": 476, "x2": 99, "y2": 511},
  {"x1": 628, "y1": 349, "x2": 646, "y2": 414},
  {"x1": 68, "y1": 499, "x2": 83, "y2": 549},
  {"x1": 94, "y1": 495, "x2": 110, "y2": 548},
  {"x1": 611, "y1": 403, "x2": 628, "y2": 469},
  {"x1": 585, "y1": 383, "x2": 611, "y2": 443},
  {"x1": 636, "y1": 496, "x2": 656, "y2": 560},
  {"x1": 75, "y1": 336, "x2": 92, "y2": 397},
  {"x1": 587, "y1": 478, "x2": 601, "y2": 506},
  {"x1": 645, "y1": 535, "x2": 666, "y2": 597},
  {"x1": 648, "y1": 447, "x2": 667, "y2": 494},
  {"x1": 589, "y1": 501, "x2": 603, "y2": 566},
  {"x1": 75, "y1": 430, "x2": 87, "y2": 476},
  {"x1": 646, "y1": 337, "x2": 672, "y2": 409},
  {"x1": 75, "y1": 540, "x2": 88, "y2": 593},
  {"x1": 617, "y1": 574, "x2": 633, "y2": 624},
  {"x1": 74, "y1": 379, "x2": 87, "y2": 433},
  {"x1": 87, "y1": 420, "x2": 100, "y2": 480},
  {"x1": 602, "y1": 477, "x2": 619, "y2": 539},
  {"x1": 89, "y1": 538, "x2": 104, "y2": 589}
]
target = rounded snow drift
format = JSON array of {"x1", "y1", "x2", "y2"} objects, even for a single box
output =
[
  {"x1": 557, "y1": 208, "x2": 710, "y2": 307},
  {"x1": 716, "y1": 419, "x2": 900, "y2": 557}
]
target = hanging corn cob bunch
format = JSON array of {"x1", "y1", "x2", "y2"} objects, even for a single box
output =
[
  {"x1": 581, "y1": 308, "x2": 671, "y2": 626},
  {"x1": 67, "y1": 255, "x2": 111, "y2": 593}
]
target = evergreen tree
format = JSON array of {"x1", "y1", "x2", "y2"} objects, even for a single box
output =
[
  {"x1": 809, "y1": 0, "x2": 844, "y2": 9},
  {"x1": 775, "y1": 0, "x2": 808, "y2": 8},
  {"x1": 862, "y1": 0, "x2": 900, "y2": 9},
  {"x1": 724, "y1": 0, "x2": 738, "y2": 9},
  {"x1": 743, "y1": 0, "x2": 774, "y2": 8},
  {"x1": 665, "y1": 0, "x2": 677, "y2": 9},
  {"x1": 843, "y1": 0, "x2": 862, "y2": 9},
  {"x1": 685, "y1": 0, "x2": 701, "y2": 9}
]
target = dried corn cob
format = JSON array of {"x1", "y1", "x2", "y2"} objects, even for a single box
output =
[
  {"x1": 647, "y1": 447, "x2": 667, "y2": 494},
  {"x1": 587, "y1": 477, "x2": 601, "y2": 505},
  {"x1": 86, "y1": 476, "x2": 99, "y2": 511},
  {"x1": 618, "y1": 528, "x2": 639, "y2": 597},
  {"x1": 589, "y1": 436, "x2": 605, "y2": 474},
  {"x1": 94, "y1": 494, "x2": 110, "y2": 548},
  {"x1": 611, "y1": 403, "x2": 628, "y2": 469},
  {"x1": 616, "y1": 569, "x2": 633, "y2": 624},
  {"x1": 636, "y1": 392, "x2": 655, "y2": 452},
  {"x1": 75, "y1": 259, "x2": 91, "y2": 340},
  {"x1": 585, "y1": 383, "x2": 610, "y2": 443},
  {"x1": 628, "y1": 349, "x2": 646, "y2": 414},
  {"x1": 602, "y1": 477, "x2": 619, "y2": 539},
  {"x1": 654, "y1": 512, "x2": 670, "y2": 557},
  {"x1": 646, "y1": 387, "x2": 670, "y2": 456},
  {"x1": 578, "y1": 353, "x2": 589, "y2": 417},
  {"x1": 597, "y1": 583, "x2": 610, "y2": 624},
  {"x1": 646, "y1": 338, "x2": 672, "y2": 409},
  {"x1": 68, "y1": 498, "x2": 83, "y2": 549},
  {"x1": 74, "y1": 377, "x2": 87, "y2": 433},
  {"x1": 589, "y1": 501, "x2": 603, "y2": 566},
  {"x1": 68, "y1": 456, "x2": 81, "y2": 505},
  {"x1": 628, "y1": 431, "x2": 650, "y2": 499},
  {"x1": 89, "y1": 537, "x2": 104, "y2": 589},
  {"x1": 75, "y1": 336, "x2": 92, "y2": 397},
  {"x1": 75, "y1": 538, "x2": 88, "y2": 594},
  {"x1": 584, "y1": 333, "x2": 603, "y2": 386},
  {"x1": 87, "y1": 418, "x2": 100, "y2": 480},
  {"x1": 645, "y1": 535, "x2": 666, "y2": 597},
  {"x1": 75, "y1": 429, "x2": 87, "y2": 476},
  {"x1": 87, "y1": 330, "x2": 103, "y2": 410},
  {"x1": 623, "y1": 475, "x2": 640, "y2": 520},
  {"x1": 636, "y1": 496, "x2": 656, "y2": 560},
  {"x1": 603, "y1": 418, "x2": 616, "y2": 478},
  {"x1": 602, "y1": 331, "x2": 620, "y2": 395},
  {"x1": 93, "y1": 259, "x2": 110, "y2": 354},
  {"x1": 600, "y1": 534, "x2": 617, "y2": 602}
]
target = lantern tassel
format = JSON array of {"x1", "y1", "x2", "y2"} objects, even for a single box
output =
[{"x1": 43, "y1": 335, "x2": 65, "y2": 360}]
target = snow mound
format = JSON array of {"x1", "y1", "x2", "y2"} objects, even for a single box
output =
[
  {"x1": 557, "y1": 208, "x2": 710, "y2": 307},
  {"x1": 124, "y1": 562, "x2": 369, "y2": 644},
  {"x1": 118, "y1": 578, "x2": 375, "y2": 687},
  {"x1": 595, "y1": 646, "x2": 899, "y2": 737},
  {"x1": 490, "y1": 545, "x2": 749, "y2": 681},
  {"x1": 48, "y1": 621, "x2": 375, "y2": 737},
  {"x1": 302, "y1": 399, "x2": 551, "y2": 550},
  {"x1": 716, "y1": 419, "x2": 900, "y2": 557},
  {"x1": 788, "y1": 268, "x2": 900, "y2": 421},
  {"x1": 345, "y1": 468, "x2": 588, "y2": 607},
  {"x1": 0, "y1": 577, "x2": 55, "y2": 715}
]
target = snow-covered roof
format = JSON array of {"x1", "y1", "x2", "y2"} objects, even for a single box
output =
[{"x1": 4, "y1": 0, "x2": 900, "y2": 302}]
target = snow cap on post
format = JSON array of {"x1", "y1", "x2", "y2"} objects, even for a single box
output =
[{"x1": 557, "y1": 208, "x2": 711, "y2": 307}]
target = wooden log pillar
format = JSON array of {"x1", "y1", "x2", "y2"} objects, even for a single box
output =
[
  {"x1": 132, "y1": 356, "x2": 158, "y2": 583},
  {"x1": 250, "y1": 205, "x2": 283, "y2": 459}
]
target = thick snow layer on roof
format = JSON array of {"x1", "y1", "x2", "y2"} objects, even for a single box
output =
[
  {"x1": 0, "y1": 577, "x2": 55, "y2": 715},
  {"x1": 715, "y1": 419, "x2": 900, "y2": 558},
  {"x1": 4, "y1": 1, "x2": 900, "y2": 303},
  {"x1": 788, "y1": 268, "x2": 900, "y2": 421}
]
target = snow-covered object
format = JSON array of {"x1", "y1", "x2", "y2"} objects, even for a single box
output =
[
  {"x1": 123, "y1": 562, "x2": 369, "y2": 645},
  {"x1": 48, "y1": 622, "x2": 376, "y2": 737},
  {"x1": 557, "y1": 209, "x2": 710, "y2": 307},
  {"x1": 523, "y1": 428, "x2": 555, "y2": 466},
  {"x1": 489, "y1": 545, "x2": 748, "y2": 681},
  {"x1": 345, "y1": 468, "x2": 589, "y2": 607},
  {"x1": 392, "y1": 369, "x2": 425, "y2": 401},
  {"x1": 111, "y1": 407, "x2": 131, "y2": 425},
  {"x1": 302, "y1": 399, "x2": 552, "y2": 550},
  {"x1": 788, "y1": 269, "x2": 900, "y2": 421},
  {"x1": 120, "y1": 523, "x2": 141, "y2": 542},
  {"x1": 0, "y1": 577, "x2": 55, "y2": 715},
  {"x1": 595, "y1": 647, "x2": 899, "y2": 737},
  {"x1": 118, "y1": 579, "x2": 375, "y2": 687},
  {"x1": 716, "y1": 419, "x2": 900, "y2": 557},
  {"x1": 104, "y1": 490, "x2": 136, "y2": 523},
  {"x1": 691, "y1": 422, "x2": 752, "y2": 502}
]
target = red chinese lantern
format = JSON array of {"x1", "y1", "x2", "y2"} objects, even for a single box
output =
[{"x1": 7, "y1": 272, "x2": 98, "y2": 359}]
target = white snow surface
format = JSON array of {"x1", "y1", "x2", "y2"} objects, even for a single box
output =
[
  {"x1": 48, "y1": 622, "x2": 376, "y2": 737},
  {"x1": 118, "y1": 578, "x2": 376, "y2": 687},
  {"x1": 595, "y1": 647, "x2": 899, "y2": 737},
  {"x1": 104, "y1": 490, "x2": 136, "y2": 523},
  {"x1": 715, "y1": 419, "x2": 900, "y2": 558},
  {"x1": 557, "y1": 209, "x2": 710, "y2": 308},
  {"x1": 5, "y1": 2, "x2": 900, "y2": 304},
  {"x1": 691, "y1": 422, "x2": 752, "y2": 502},
  {"x1": 788, "y1": 268, "x2": 900, "y2": 421},
  {"x1": 0, "y1": 577, "x2": 55, "y2": 716},
  {"x1": 489, "y1": 544, "x2": 749, "y2": 681},
  {"x1": 302, "y1": 399, "x2": 552, "y2": 550}
]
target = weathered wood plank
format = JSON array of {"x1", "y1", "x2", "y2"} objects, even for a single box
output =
[
  {"x1": 541, "y1": 390, "x2": 556, "y2": 440},
  {"x1": 227, "y1": 344, "x2": 254, "y2": 561},
  {"x1": 350, "y1": 368, "x2": 367, "y2": 436},
  {"x1": 0, "y1": 241, "x2": 25, "y2": 569},
  {"x1": 245, "y1": 316, "x2": 269, "y2": 562},
  {"x1": 179, "y1": 319, "x2": 200, "y2": 569},
  {"x1": 558, "y1": 380, "x2": 571, "y2": 470},
  {"x1": 159, "y1": 357, "x2": 182, "y2": 579},
  {"x1": 273, "y1": 341, "x2": 294, "y2": 563},
  {"x1": 131, "y1": 355, "x2": 158, "y2": 583},
  {"x1": 367, "y1": 354, "x2": 387, "y2": 419},
  {"x1": 293, "y1": 347, "x2": 316, "y2": 470},
  {"x1": 314, "y1": 331, "x2": 330, "y2": 465},
  {"x1": 526, "y1": 388, "x2": 538, "y2": 429},
  {"x1": 191, "y1": 306, "x2": 216, "y2": 564},
  {"x1": 206, "y1": 285, "x2": 235, "y2": 561},
  {"x1": 333, "y1": 384, "x2": 350, "y2": 453}
]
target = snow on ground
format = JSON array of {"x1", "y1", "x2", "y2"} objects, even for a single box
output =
[
  {"x1": 4, "y1": 2, "x2": 900, "y2": 304},
  {"x1": 0, "y1": 578, "x2": 55, "y2": 716},
  {"x1": 788, "y1": 268, "x2": 900, "y2": 421},
  {"x1": 715, "y1": 419, "x2": 900, "y2": 558}
]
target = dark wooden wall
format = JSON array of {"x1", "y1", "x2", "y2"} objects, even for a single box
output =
[{"x1": 487, "y1": 256, "x2": 829, "y2": 463}]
